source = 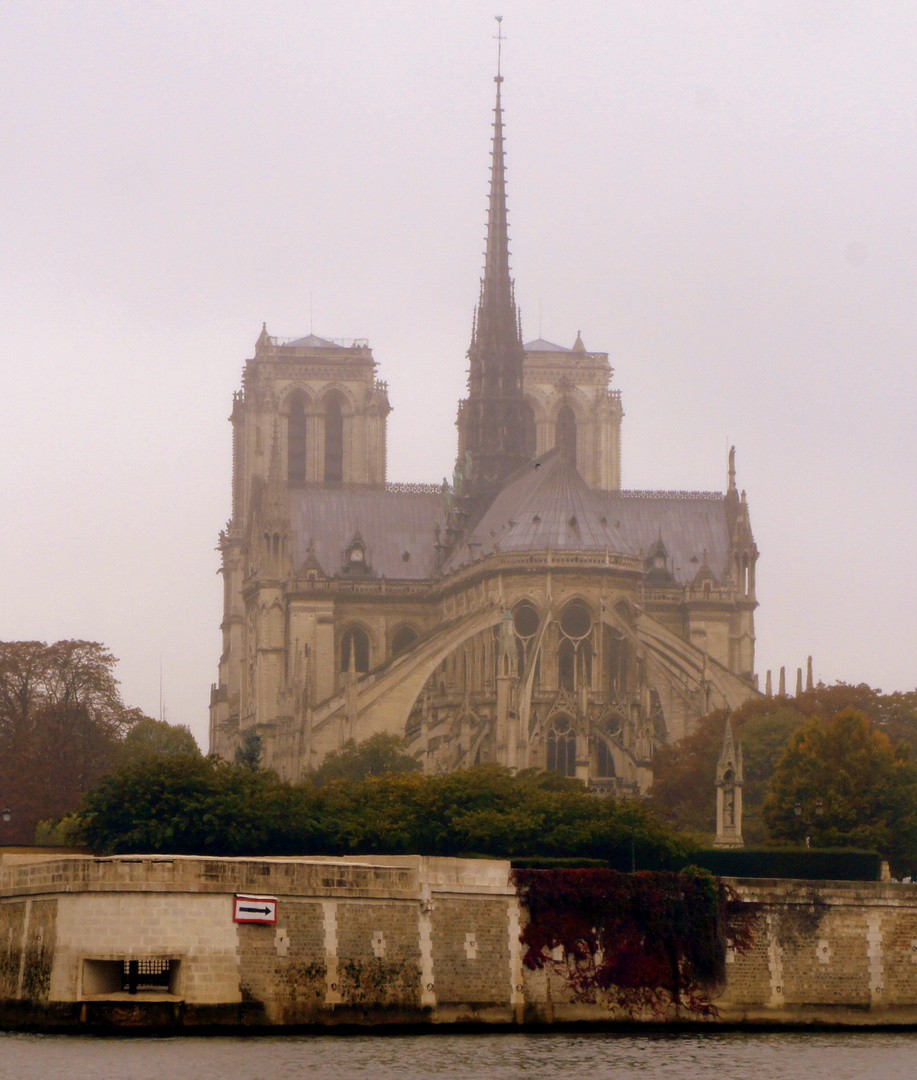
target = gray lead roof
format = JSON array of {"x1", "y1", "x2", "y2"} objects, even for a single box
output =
[
  {"x1": 287, "y1": 459, "x2": 731, "y2": 586},
  {"x1": 289, "y1": 488, "x2": 441, "y2": 580}
]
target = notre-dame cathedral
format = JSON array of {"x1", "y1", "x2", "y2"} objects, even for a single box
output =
[{"x1": 209, "y1": 66, "x2": 759, "y2": 792}]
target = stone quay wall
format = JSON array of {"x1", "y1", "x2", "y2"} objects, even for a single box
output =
[{"x1": 2, "y1": 853, "x2": 917, "y2": 1031}]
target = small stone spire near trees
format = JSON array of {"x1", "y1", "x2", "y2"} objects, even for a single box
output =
[
  {"x1": 806, "y1": 655, "x2": 814, "y2": 691},
  {"x1": 714, "y1": 720, "x2": 744, "y2": 848},
  {"x1": 779, "y1": 666, "x2": 786, "y2": 696},
  {"x1": 765, "y1": 669, "x2": 773, "y2": 697},
  {"x1": 796, "y1": 667, "x2": 803, "y2": 697}
]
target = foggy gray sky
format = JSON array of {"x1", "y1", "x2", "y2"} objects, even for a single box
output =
[{"x1": 2, "y1": 1, "x2": 915, "y2": 749}]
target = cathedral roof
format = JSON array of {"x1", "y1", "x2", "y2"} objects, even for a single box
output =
[
  {"x1": 287, "y1": 333, "x2": 341, "y2": 348},
  {"x1": 442, "y1": 452, "x2": 732, "y2": 582},
  {"x1": 446, "y1": 450, "x2": 632, "y2": 569},
  {"x1": 597, "y1": 489, "x2": 732, "y2": 586},
  {"x1": 288, "y1": 488, "x2": 441, "y2": 581},
  {"x1": 524, "y1": 338, "x2": 572, "y2": 352},
  {"x1": 284, "y1": 467, "x2": 732, "y2": 587},
  {"x1": 284, "y1": 473, "x2": 732, "y2": 588}
]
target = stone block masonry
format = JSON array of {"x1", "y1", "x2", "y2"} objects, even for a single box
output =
[
  {"x1": 714, "y1": 879, "x2": 917, "y2": 1025},
  {"x1": 4, "y1": 853, "x2": 917, "y2": 1030}
]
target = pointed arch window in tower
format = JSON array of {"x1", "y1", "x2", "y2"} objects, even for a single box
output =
[
  {"x1": 324, "y1": 395, "x2": 344, "y2": 487},
  {"x1": 287, "y1": 396, "x2": 307, "y2": 485},
  {"x1": 556, "y1": 405, "x2": 577, "y2": 465}
]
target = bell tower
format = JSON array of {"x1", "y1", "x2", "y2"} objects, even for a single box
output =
[{"x1": 209, "y1": 325, "x2": 391, "y2": 763}]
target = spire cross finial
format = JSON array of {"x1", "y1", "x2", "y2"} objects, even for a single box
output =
[{"x1": 494, "y1": 15, "x2": 505, "y2": 81}]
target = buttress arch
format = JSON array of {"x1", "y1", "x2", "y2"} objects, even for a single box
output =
[{"x1": 308, "y1": 595, "x2": 753, "y2": 762}]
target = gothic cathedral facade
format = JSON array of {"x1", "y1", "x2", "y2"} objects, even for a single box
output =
[{"x1": 209, "y1": 71, "x2": 759, "y2": 791}]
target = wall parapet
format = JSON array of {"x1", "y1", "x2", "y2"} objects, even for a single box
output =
[
  {"x1": 0, "y1": 854, "x2": 514, "y2": 902},
  {"x1": 3, "y1": 855, "x2": 917, "y2": 1032}
]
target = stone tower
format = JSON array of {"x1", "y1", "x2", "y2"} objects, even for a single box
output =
[{"x1": 210, "y1": 331, "x2": 391, "y2": 758}]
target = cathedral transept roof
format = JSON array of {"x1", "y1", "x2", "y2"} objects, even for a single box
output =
[{"x1": 288, "y1": 487, "x2": 441, "y2": 581}]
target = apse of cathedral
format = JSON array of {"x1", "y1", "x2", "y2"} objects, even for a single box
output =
[{"x1": 209, "y1": 63, "x2": 759, "y2": 793}]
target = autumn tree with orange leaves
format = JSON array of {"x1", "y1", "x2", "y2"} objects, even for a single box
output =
[{"x1": 651, "y1": 683, "x2": 917, "y2": 845}]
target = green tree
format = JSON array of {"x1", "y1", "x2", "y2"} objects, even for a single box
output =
[
  {"x1": 234, "y1": 730, "x2": 263, "y2": 771},
  {"x1": 308, "y1": 732, "x2": 421, "y2": 785},
  {"x1": 81, "y1": 755, "x2": 317, "y2": 856},
  {"x1": 117, "y1": 716, "x2": 200, "y2": 766},
  {"x1": 650, "y1": 683, "x2": 917, "y2": 844},
  {"x1": 763, "y1": 708, "x2": 917, "y2": 874},
  {"x1": 79, "y1": 757, "x2": 692, "y2": 866},
  {"x1": 296, "y1": 765, "x2": 691, "y2": 866},
  {"x1": 651, "y1": 704, "x2": 804, "y2": 842}
]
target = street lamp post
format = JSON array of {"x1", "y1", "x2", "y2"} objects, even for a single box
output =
[{"x1": 794, "y1": 799, "x2": 824, "y2": 847}]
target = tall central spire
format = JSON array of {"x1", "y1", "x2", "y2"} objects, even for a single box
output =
[
  {"x1": 457, "y1": 18, "x2": 529, "y2": 512},
  {"x1": 481, "y1": 33, "x2": 512, "y2": 326}
]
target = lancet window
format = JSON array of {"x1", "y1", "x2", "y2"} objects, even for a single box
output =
[
  {"x1": 595, "y1": 736, "x2": 616, "y2": 778},
  {"x1": 287, "y1": 395, "x2": 307, "y2": 485},
  {"x1": 340, "y1": 625, "x2": 370, "y2": 674},
  {"x1": 606, "y1": 628, "x2": 628, "y2": 695},
  {"x1": 556, "y1": 404, "x2": 577, "y2": 465},
  {"x1": 521, "y1": 401, "x2": 537, "y2": 461},
  {"x1": 513, "y1": 600, "x2": 540, "y2": 685},
  {"x1": 324, "y1": 394, "x2": 345, "y2": 486},
  {"x1": 547, "y1": 715, "x2": 577, "y2": 776},
  {"x1": 557, "y1": 600, "x2": 592, "y2": 692}
]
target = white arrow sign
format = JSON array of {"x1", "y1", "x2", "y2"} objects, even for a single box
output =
[{"x1": 233, "y1": 894, "x2": 278, "y2": 924}]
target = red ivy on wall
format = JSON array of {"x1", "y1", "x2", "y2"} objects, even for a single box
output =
[{"x1": 511, "y1": 868, "x2": 755, "y2": 1018}]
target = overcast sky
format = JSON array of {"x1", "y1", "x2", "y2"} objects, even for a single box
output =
[{"x1": 2, "y1": 1, "x2": 916, "y2": 749}]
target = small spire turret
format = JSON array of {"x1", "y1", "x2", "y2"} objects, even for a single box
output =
[{"x1": 714, "y1": 719, "x2": 744, "y2": 848}]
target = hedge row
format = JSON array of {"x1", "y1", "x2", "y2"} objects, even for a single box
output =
[
  {"x1": 510, "y1": 849, "x2": 883, "y2": 880},
  {"x1": 686, "y1": 847, "x2": 883, "y2": 881}
]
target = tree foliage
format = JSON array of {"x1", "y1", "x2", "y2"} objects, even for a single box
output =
[
  {"x1": 79, "y1": 755, "x2": 693, "y2": 866},
  {"x1": 117, "y1": 716, "x2": 200, "y2": 767},
  {"x1": 762, "y1": 708, "x2": 917, "y2": 873},
  {"x1": 81, "y1": 755, "x2": 315, "y2": 856},
  {"x1": 234, "y1": 730, "x2": 263, "y2": 771},
  {"x1": 651, "y1": 683, "x2": 917, "y2": 844},
  {"x1": 308, "y1": 732, "x2": 421, "y2": 785},
  {"x1": 0, "y1": 640, "x2": 141, "y2": 843}
]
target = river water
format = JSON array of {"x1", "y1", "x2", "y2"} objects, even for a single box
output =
[{"x1": 1, "y1": 1031, "x2": 916, "y2": 1080}]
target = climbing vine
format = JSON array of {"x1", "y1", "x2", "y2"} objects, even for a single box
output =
[{"x1": 511, "y1": 868, "x2": 755, "y2": 1017}]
